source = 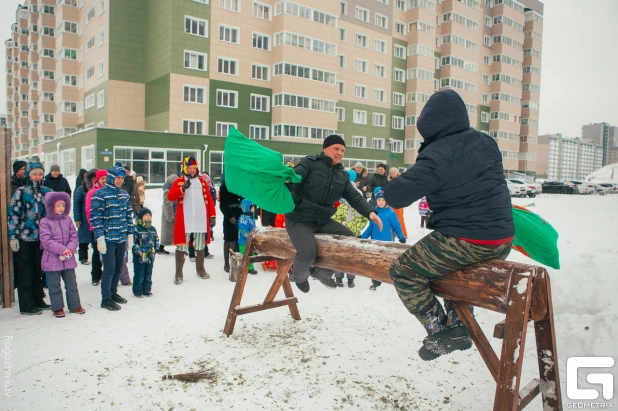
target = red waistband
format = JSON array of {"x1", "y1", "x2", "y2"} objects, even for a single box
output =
[{"x1": 458, "y1": 236, "x2": 514, "y2": 246}]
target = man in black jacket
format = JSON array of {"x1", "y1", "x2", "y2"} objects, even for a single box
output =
[
  {"x1": 367, "y1": 163, "x2": 389, "y2": 197},
  {"x1": 219, "y1": 181, "x2": 243, "y2": 273},
  {"x1": 43, "y1": 165, "x2": 72, "y2": 197},
  {"x1": 384, "y1": 89, "x2": 514, "y2": 361},
  {"x1": 11, "y1": 160, "x2": 27, "y2": 196},
  {"x1": 286, "y1": 135, "x2": 383, "y2": 293}
]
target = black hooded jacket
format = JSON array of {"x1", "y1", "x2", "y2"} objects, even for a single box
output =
[
  {"x1": 383, "y1": 89, "x2": 514, "y2": 240},
  {"x1": 43, "y1": 173, "x2": 72, "y2": 197}
]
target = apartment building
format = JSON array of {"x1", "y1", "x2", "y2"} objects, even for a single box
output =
[
  {"x1": 537, "y1": 134, "x2": 603, "y2": 181},
  {"x1": 5, "y1": 0, "x2": 544, "y2": 184},
  {"x1": 581, "y1": 122, "x2": 617, "y2": 167}
]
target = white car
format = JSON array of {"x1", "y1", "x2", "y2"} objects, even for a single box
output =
[
  {"x1": 506, "y1": 180, "x2": 525, "y2": 197},
  {"x1": 595, "y1": 183, "x2": 618, "y2": 195},
  {"x1": 508, "y1": 179, "x2": 540, "y2": 197},
  {"x1": 569, "y1": 180, "x2": 596, "y2": 195}
]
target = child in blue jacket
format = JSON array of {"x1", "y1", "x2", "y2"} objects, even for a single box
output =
[
  {"x1": 361, "y1": 189, "x2": 406, "y2": 290},
  {"x1": 238, "y1": 199, "x2": 258, "y2": 275},
  {"x1": 131, "y1": 208, "x2": 159, "y2": 298}
]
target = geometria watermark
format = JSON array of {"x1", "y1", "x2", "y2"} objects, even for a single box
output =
[{"x1": 3, "y1": 336, "x2": 13, "y2": 397}]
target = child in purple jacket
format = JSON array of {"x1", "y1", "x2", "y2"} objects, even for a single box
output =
[{"x1": 39, "y1": 192, "x2": 85, "y2": 318}]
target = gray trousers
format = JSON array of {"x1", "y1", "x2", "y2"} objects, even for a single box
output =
[
  {"x1": 286, "y1": 218, "x2": 355, "y2": 283},
  {"x1": 47, "y1": 269, "x2": 81, "y2": 311}
]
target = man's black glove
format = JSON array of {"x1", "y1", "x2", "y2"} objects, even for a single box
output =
[
  {"x1": 399, "y1": 238, "x2": 407, "y2": 244},
  {"x1": 182, "y1": 179, "x2": 191, "y2": 191}
]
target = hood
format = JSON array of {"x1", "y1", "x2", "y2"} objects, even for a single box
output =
[
  {"x1": 84, "y1": 169, "x2": 97, "y2": 191},
  {"x1": 106, "y1": 166, "x2": 126, "y2": 186},
  {"x1": 359, "y1": 167, "x2": 368, "y2": 178},
  {"x1": 44, "y1": 191, "x2": 71, "y2": 218},
  {"x1": 416, "y1": 89, "x2": 470, "y2": 149},
  {"x1": 240, "y1": 199, "x2": 253, "y2": 213}
]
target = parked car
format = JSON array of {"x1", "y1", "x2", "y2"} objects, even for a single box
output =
[
  {"x1": 508, "y1": 179, "x2": 541, "y2": 197},
  {"x1": 506, "y1": 180, "x2": 525, "y2": 197},
  {"x1": 569, "y1": 180, "x2": 596, "y2": 194},
  {"x1": 595, "y1": 183, "x2": 618, "y2": 195},
  {"x1": 541, "y1": 181, "x2": 577, "y2": 194}
]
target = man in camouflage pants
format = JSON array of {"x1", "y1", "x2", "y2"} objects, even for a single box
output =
[{"x1": 384, "y1": 90, "x2": 514, "y2": 361}]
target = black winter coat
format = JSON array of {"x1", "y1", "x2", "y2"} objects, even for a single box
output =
[
  {"x1": 383, "y1": 89, "x2": 514, "y2": 240},
  {"x1": 219, "y1": 182, "x2": 243, "y2": 242},
  {"x1": 43, "y1": 173, "x2": 72, "y2": 197},
  {"x1": 368, "y1": 173, "x2": 389, "y2": 197},
  {"x1": 11, "y1": 174, "x2": 26, "y2": 196},
  {"x1": 286, "y1": 153, "x2": 375, "y2": 226}
]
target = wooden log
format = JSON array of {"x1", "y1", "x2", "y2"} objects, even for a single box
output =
[{"x1": 251, "y1": 227, "x2": 537, "y2": 314}]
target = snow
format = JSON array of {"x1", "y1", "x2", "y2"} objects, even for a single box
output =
[
  {"x1": 2, "y1": 192, "x2": 618, "y2": 410},
  {"x1": 587, "y1": 163, "x2": 618, "y2": 182},
  {"x1": 516, "y1": 278, "x2": 529, "y2": 294}
]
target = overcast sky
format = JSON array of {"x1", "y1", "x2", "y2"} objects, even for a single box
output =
[{"x1": 1, "y1": 0, "x2": 617, "y2": 137}]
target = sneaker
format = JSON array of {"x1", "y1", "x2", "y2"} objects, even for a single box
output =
[
  {"x1": 20, "y1": 307, "x2": 43, "y2": 315},
  {"x1": 101, "y1": 299, "x2": 121, "y2": 311},
  {"x1": 310, "y1": 270, "x2": 338, "y2": 289},
  {"x1": 190, "y1": 257, "x2": 196, "y2": 262},
  {"x1": 35, "y1": 300, "x2": 51, "y2": 310},
  {"x1": 422, "y1": 326, "x2": 473, "y2": 359},
  {"x1": 111, "y1": 293, "x2": 128, "y2": 304},
  {"x1": 92, "y1": 281, "x2": 100, "y2": 286},
  {"x1": 249, "y1": 269, "x2": 258, "y2": 275},
  {"x1": 53, "y1": 309, "x2": 66, "y2": 318},
  {"x1": 347, "y1": 279, "x2": 355, "y2": 288},
  {"x1": 134, "y1": 294, "x2": 143, "y2": 298},
  {"x1": 205, "y1": 254, "x2": 215, "y2": 259},
  {"x1": 295, "y1": 281, "x2": 310, "y2": 294},
  {"x1": 70, "y1": 307, "x2": 86, "y2": 314},
  {"x1": 144, "y1": 292, "x2": 153, "y2": 297},
  {"x1": 335, "y1": 278, "x2": 344, "y2": 287}
]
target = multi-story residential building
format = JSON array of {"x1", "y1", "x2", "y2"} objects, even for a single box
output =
[
  {"x1": 5, "y1": 0, "x2": 544, "y2": 184},
  {"x1": 536, "y1": 134, "x2": 603, "y2": 181},
  {"x1": 0, "y1": 113, "x2": 6, "y2": 126},
  {"x1": 607, "y1": 147, "x2": 618, "y2": 167},
  {"x1": 581, "y1": 122, "x2": 616, "y2": 167}
]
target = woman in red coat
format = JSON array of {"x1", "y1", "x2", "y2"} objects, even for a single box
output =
[{"x1": 167, "y1": 157, "x2": 216, "y2": 285}]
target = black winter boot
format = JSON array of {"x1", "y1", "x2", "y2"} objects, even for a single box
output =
[
  {"x1": 223, "y1": 241, "x2": 231, "y2": 272},
  {"x1": 310, "y1": 268, "x2": 337, "y2": 288},
  {"x1": 335, "y1": 278, "x2": 344, "y2": 287},
  {"x1": 295, "y1": 281, "x2": 310, "y2": 293},
  {"x1": 347, "y1": 278, "x2": 355, "y2": 288}
]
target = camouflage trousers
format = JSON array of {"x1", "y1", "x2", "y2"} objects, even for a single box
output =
[{"x1": 389, "y1": 231, "x2": 512, "y2": 315}]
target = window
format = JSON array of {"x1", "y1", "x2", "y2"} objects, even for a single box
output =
[
  {"x1": 374, "y1": 64, "x2": 386, "y2": 78},
  {"x1": 409, "y1": 0, "x2": 436, "y2": 11},
  {"x1": 353, "y1": 110, "x2": 367, "y2": 124},
  {"x1": 484, "y1": 55, "x2": 491, "y2": 65},
  {"x1": 391, "y1": 140, "x2": 403, "y2": 153},
  {"x1": 337, "y1": 81, "x2": 345, "y2": 95},
  {"x1": 396, "y1": 0, "x2": 406, "y2": 10},
  {"x1": 440, "y1": 56, "x2": 478, "y2": 72},
  {"x1": 63, "y1": 21, "x2": 78, "y2": 34},
  {"x1": 251, "y1": 64, "x2": 269, "y2": 81},
  {"x1": 375, "y1": 14, "x2": 388, "y2": 29},
  {"x1": 86, "y1": 66, "x2": 95, "y2": 80},
  {"x1": 85, "y1": 94, "x2": 94, "y2": 108},
  {"x1": 184, "y1": 86, "x2": 205, "y2": 103},
  {"x1": 355, "y1": 6, "x2": 369, "y2": 23},
  {"x1": 406, "y1": 68, "x2": 434, "y2": 82},
  {"x1": 184, "y1": 51, "x2": 207, "y2": 71},
  {"x1": 442, "y1": 33, "x2": 479, "y2": 51},
  {"x1": 273, "y1": 31, "x2": 337, "y2": 56},
  {"x1": 252, "y1": 33, "x2": 270, "y2": 50},
  {"x1": 393, "y1": 68, "x2": 405, "y2": 83},
  {"x1": 484, "y1": 35, "x2": 492, "y2": 47},
  {"x1": 86, "y1": 7, "x2": 95, "y2": 22},
  {"x1": 248, "y1": 125, "x2": 268, "y2": 140},
  {"x1": 338, "y1": 54, "x2": 346, "y2": 68},
  {"x1": 395, "y1": 21, "x2": 406, "y2": 35},
  {"x1": 43, "y1": 92, "x2": 55, "y2": 102},
  {"x1": 253, "y1": 2, "x2": 270, "y2": 20},
  {"x1": 481, "y1": 112, "x2": 489, "y2": 123},
  {"x1": 98, "y1": 60, "x2": 104, "y2": 77},
  {"x1": 339, "y1": 28, "x2": 346, "y2": 41},
  {"x1": 60, "y1": 149, "x2": 76, "y2": 177},
  {"x1": 273, "y1": 62, "x2": 336, "y2": 84},
  {"x1": 336, "y1": 107, "x2": 345, "y2": 122},
  {"x1": 372, "y1": 113, "x2": 386, "y2": 127},
  {"x1": 182, "y1": 120, "x2": 205, "y2": 135},
  {"x1": 43, "y1": 70, "x2": 55, "y2": 80},
  {"x1": 220, "y1": 0, "x2": 240, "y2": 12},
  {"x1": 354, "y1": 58, "x2": 368, "y2": 73},
  {"x1": 250, "y1": 94, "x2": 270, "y2": 112},
  {"x1": 354, "y1": 85, "x2": 367, "y2": 99},
  {"x1": 43, "y1": 5, "x2": 55, "y2": 15},
  {"x1": 440, "y1": 77, "x2": 478, "y2": 93},
  {"x1": 409, "y1": 21, "x2": 435, "y2": 35},
  {"x1": 482, "y1": 93, "x2": 489, "y2": 103},
  {"x1": 43, "y1": 114, "x2": 55, "y2": 123},
  {"x1": 373, "y1": 89, "x2": 386, "y2": 103},
  {"x1": 483, "y1": 74, "x2": 490, "y2": 84},
  {"x1": 98, "y1": 28, "x2": 105, "y2": 46},
  {"x1": 442, "y1": 12, "x2": 480, "y2": 31},
  {"x1": 218, "y1": 58, "x2": 238, "y2": 75},
  {"x1": 374, "y1": 39, "x2": 387, "y2": 54},
  {"x1": 63, "y1": 75, "x2": 77, "y2": 86},
  {"x1": 81, "y1": 146, "x2": 95, "y2": 170},
  {"x1": 216, "y1": 122, "x2": 237, "y2": 137},
  {"x1": 273, "y1": 94, "x2": 335, "y2": 113},
  {"x1": 394, "y1": 44, "x2": 406, "y2": 59},
  {"x1": 219, "y1": 25, "x2": 239, "y2": 43},
  {"x1": 372, "y1": 138, "x2": 385, "y2": 150},
  {"x1": 216, "y1": 89, "x2": 238, "y2": 108},
  {"x1": 62, "y1": 48, "x2": 78, "y2": 60},
  {"x1": 392, "y1": 116, "x2": 404, "y2": 130},
  {"x1": 393, "y1": 92, "x2": 405, "y2": 106},
  {"x1": 86, "y1": 36, "x2": 95, "y2": 52},
  {"x1": 484, "y1": 15, "x2": 492, "y2": 27},
  {"x1": 355, "y1": 34, "x2": 368, "y2": 48},
  {"x1": 341, "y1": 1, "x2": 348, "y2": 15},
  {"x1": 185, "y1": 16, "x2": 208, "y2": 37},
  {"x1": 97, "y1": 90, "x2": 105, "y2": 108},
  {"x1": 352, "y1": 136, "x2": 366, "y2": 148}
]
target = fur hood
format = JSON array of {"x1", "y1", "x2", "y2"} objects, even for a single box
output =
[{"x1": 43, "y1": 191, "x2": 71, "y2": 219}]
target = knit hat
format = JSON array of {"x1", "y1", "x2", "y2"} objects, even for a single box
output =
[
  {"x1": 347, "y1": 169, "x2": 357, "y2": 181},
  {"x1": 377, "y1": 163, "x2": 388, "y2": 170},
  {"x1": 95, "y1": 169, "x2": 107, "y2": 182},
  {"x1": 50, "y1": 165, "x2": 60, "y2": 172},
  {"x1": 373, "y1": 186, "x2": 383, "y2": 195},
  {"x1": 353, "y1": 161, "x2": 364, "y2": 168},
  {"x1": 322, "y1": 134, "x2": 346, "y2": 149},
  {"x1": 26, "y1": 161, "x2": 44, "y2": 175},
  {"x1": 106, "y1": 166, "x2": 126, "y2": 185},
  {"x1": 12, "y1": 160, "x2": 27, "y2": 174},
  {"x1": 375, "y1": 189, "x2": 385, "y2": 200},
  {"x1": 181, "y1": 156, "x2": 199, "y2": 175},
  {"x1": 137, "y1": 208, "x2": 152, "y2": 219}
]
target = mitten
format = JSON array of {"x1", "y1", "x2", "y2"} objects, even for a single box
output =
[
  {"x1": 10, "y1": 239, "x2": 19, "y2": 252},
  {"x1": 97, "y1": 237, "x2": 107, "y2": 254}
]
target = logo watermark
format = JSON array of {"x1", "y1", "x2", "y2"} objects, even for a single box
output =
[
  {"x1": 567, "y1": 357, "x2": 615, "y2": 408},
  {"x1": 3, "y1": 336, "x2": 13, "y2": 397}
]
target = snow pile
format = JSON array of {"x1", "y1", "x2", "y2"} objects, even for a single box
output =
[
  {"x1": 587, "y1": 163, "x2": 618, "y2": 182},
  {"x1": 1, "y1": 192, "x2": 617, "y2": 410}
]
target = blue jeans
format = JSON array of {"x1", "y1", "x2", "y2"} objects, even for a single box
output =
[
  {"x1": 101, "y1": 242, "x2": 125, "y2": 302},
  {"x1": 132, "y1": 262, "x2": 153, "y2": 296}
]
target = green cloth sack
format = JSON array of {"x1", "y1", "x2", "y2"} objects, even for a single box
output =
[
  {"x1": 512, "y1": 205, "x2": 560, "y2": 269},
  {"x1": 223, "y1": 127, "x2": 302, "y2": 214}
]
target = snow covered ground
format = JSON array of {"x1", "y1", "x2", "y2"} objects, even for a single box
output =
[{"x1": 2, "y1": 190, "x2": 617, "y2": 410}]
